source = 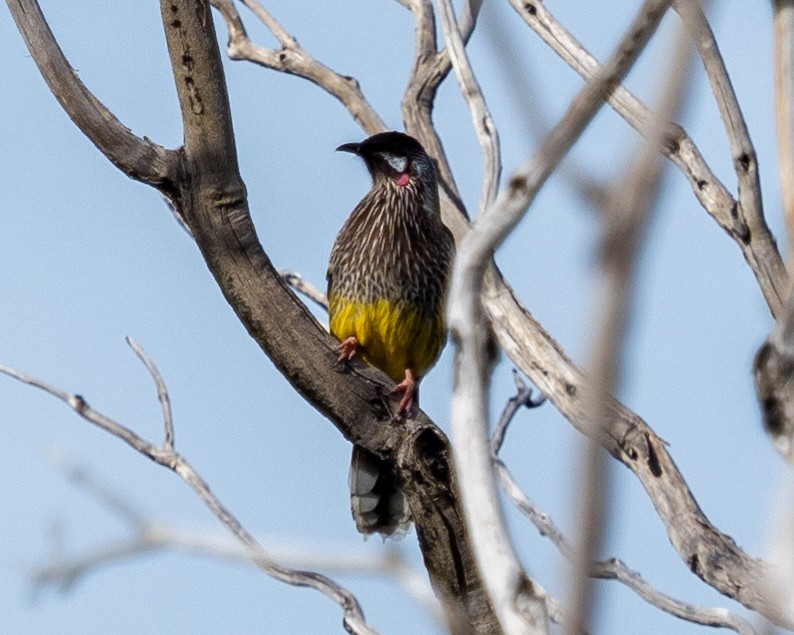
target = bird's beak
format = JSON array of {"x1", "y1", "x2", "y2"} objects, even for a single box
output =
[{"x1": 336, "y1": 142, "x2": 361, "y2": 155}]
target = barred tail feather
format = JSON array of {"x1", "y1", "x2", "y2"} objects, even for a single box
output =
[{"x1": 349, "y1": 445, "x2": 411, "y2": 538}]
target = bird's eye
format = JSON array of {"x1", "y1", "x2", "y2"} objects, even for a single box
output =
[{"x1": 382, "y1": 153, "x2": 408, "y2": 174}]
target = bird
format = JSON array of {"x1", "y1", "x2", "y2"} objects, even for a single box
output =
[{"x1": 327, "y1": 131, "x2": 455, "y2": 537}]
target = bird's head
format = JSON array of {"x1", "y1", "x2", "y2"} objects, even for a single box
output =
[{"x1": 336, "y1": 131, "x2": 436, "y2": 191}]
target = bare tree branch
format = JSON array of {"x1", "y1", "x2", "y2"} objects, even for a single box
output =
[
  {"x1": 447, "y1": 2, "x2": 672, "y2": 633},
  {"x1": 673, "y1": 1, "x2": 764, "y2": 250},
  {"x1": 6, "y1": 0, "x2": 181, "y2": 194},
  {"x1": 0, "y1": 355, "x2": 378, "y2": 635},
  {"x1": 490, "y1": 370, "x2": 545, "y2": 456},
  {"x1": 509, "y1": 0, "x2": 787, "y2": 319}
]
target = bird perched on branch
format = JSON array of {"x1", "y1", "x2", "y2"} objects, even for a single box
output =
[{"x1": 327, "y1": 131, "x2": 455, "y2": 537}]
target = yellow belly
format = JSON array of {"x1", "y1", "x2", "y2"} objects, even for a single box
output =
[{"x1": 329, "y1": 297, "x2": 444, "y2": 382}]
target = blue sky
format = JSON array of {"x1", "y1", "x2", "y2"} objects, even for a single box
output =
[{"x1": 0, "y1": 1, "x2": 787, "y2": 633}]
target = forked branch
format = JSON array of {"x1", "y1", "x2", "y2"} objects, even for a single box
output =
[{"x1": 510, "y1": 0, "x2": 787, "y2": 317}]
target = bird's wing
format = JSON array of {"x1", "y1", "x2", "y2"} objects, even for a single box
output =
[{"x1": 325, "y1": 262, "x2": 334, "y2": 301}]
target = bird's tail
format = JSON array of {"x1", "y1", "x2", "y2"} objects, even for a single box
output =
[{"x1": 349, "y1": 445, "x2": 411, "y2": 538}]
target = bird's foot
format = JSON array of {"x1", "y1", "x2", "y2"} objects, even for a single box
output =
[
  {"x1": 389, "y1": 369, "x2": 418, "y2": 419},
  {"x1": 334, "y1": 337, "x2": 359, "y2": 370}
]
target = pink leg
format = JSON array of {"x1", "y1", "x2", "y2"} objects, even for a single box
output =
[
  {"x1": 336, "y1": 336, "x2": 359, "y2": 364},
  {"x1": 389, "y1": 368, "x2": 418, "y2": 415}
]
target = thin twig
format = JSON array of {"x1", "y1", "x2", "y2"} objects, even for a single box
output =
[
  {"x1": 126, "y1": 337, "x2": 174, "y2": 450},
  {"x1": 490, "y1": 370, "x2": 545, "y2": 456},
  {"x1": 238, "y1": 0, "x2": 296, "y2": 47},
  {"x1": 0, "y1": 356, "x2": 379, "y2": 635},
  {"x1": 437, "y1": 0, "x2": 501, "y2": 215},
  {"x1": 278, "y1": 269, "x2": 328, "y2": 310},
  {"x1": 673, "y1": 1, "x2": 763, "y2": 236}
]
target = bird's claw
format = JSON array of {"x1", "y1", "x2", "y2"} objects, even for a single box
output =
[
  {"x1": 388, "y1": 369, "x2": 418, "y2": 419},
  {"x1": 333, "y1": 337, "x2": 359, "y2": 371}
]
